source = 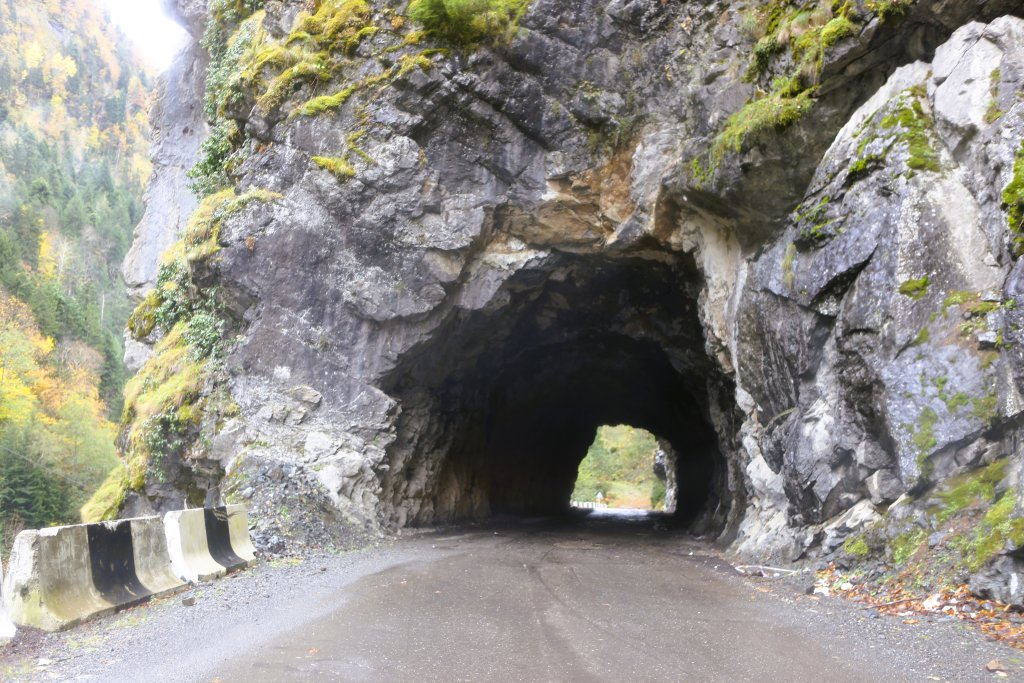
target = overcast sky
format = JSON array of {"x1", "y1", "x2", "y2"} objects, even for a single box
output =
[{"x1": 100, "y1": 0, "x2": 189, "y2": 72}]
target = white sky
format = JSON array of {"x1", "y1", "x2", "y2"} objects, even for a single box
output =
[{"x1": 100, "y1": 0, "x2": 189, "y2": 72}]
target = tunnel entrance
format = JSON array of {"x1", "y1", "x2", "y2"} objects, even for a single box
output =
[
  {"x1": 379, "y1": 250, "x2": 740, "y2": 538},
  {"x1": 569, "y1": 425, "x2": 675, "y2": 512}
]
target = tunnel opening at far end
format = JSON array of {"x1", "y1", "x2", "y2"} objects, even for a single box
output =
[
  {"x1": 569, "y1": 424, "x2": 678, "y2": 513},
  {"x1": 378, "y1": 252, "x2": 740, "y2": 538}
]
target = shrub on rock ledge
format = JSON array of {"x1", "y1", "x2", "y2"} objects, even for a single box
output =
[{"x1": 408, "y1": 0, "x2": 529, "y2": 46}]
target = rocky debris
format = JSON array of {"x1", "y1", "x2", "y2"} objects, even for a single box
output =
[
  {"x1": 821, "y1": 501, "x2": 882, "y2": 555},
  {"x1": 226, "y1": 454, "x2": 376, "y2": 556},
  {"x1": 819, "y1": 565, "x2": 1024, "y2": 651}
]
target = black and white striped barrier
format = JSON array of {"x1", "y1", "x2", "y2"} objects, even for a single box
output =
[
  {"x1": 165, "y1": 505, "x2": 255, "y2": 583},
  {"x1": 3, "y1": 505, "x2": 256, "y2": 631},
  {"x1": 570, "y1": 501, "x2": 609, "y2": 509},
  {"x1": 0, "y1": 547, "x2": 14, "y2": 644}
]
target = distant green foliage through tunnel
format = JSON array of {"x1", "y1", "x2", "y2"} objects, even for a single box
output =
[{"x1": 571, "y1": 425, "x2": 664, "y2": 510}]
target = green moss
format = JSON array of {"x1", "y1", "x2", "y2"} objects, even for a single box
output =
[
  {"x1": 710, "y1": 89, "x2": 815, "y2": 168},
  {"x1": 909, "y1": 406, "x2": 937, "y2": 477},
  {"x1": 843, "y1": 534, "x2": 870, "y2": 557},
  {"x1": 689, "y1": 157, "x2": 715, "y2": 189},
  {"x1": 408, "y1": 0, "x2": 531, "y2": 46},
  {"x1": 397, "y1": 51, "x2": 438, "y2": 76},
  {"x1": 968, "y1": 491, "x2": 1024, "y2": 571},
  {"x1": 820, "y1": 14, "x2": 857, "y2": 48},
  {"x1": 745, "y1": 1, "x2": 859, "y2": 82},
  {"x1": 942, "y1": 290, "x2": 975, "y2": 314},
  {"x1": 256, "y1": 55, "x2": 333, "y2": 114},
  {"x1": 182, "y1": 187, "x2": 281, "y2": 263},
  {"x1": 695, "y1": 1, "x2": 868, "y2": 184},
  {"x1": 934, "y1": 458, "x2": 1008, "y2": 525},
  {"x1": 945, "y1": 391, "x2": 970, "y2": 412},
  {"x1": 898, "y1": 275, "x2": 929, "y2": 300},
  {"x1": 867, "y1": 0, "x2": 914, "y2": 20},
  {"x1": 202, "y1": 8, "x2": 268, "y2": 120},
  {"x1": 847, "y1": 152, "x2": 884, "y2": 183},
  {"x1": 122, "y1": 324, "x2": 208, "y2": 489},
  {"x1": 1003, "y1": 141, "x2": 1024, "y2": 255},
  {"x1": 985, "y1": 100, "x2": 1005, "y2": 125},
  {"x1": 971, "y1": 394, "x2": 998, "y2": 423},
  {"x1": 909, "y1": 326, "x2": 929, "y2": 347},
  {"x1": 293, "y1": 66, "x2": 398, "y2": 118},
  {"x1": 296, "y1": 86, "x2": 358, "y2": 117},
  {"x1": 312, "y1": 155, "x2": 356, "y2": 180},
  {"x1": 249, "y1": 43, "x2": 299, "y2": 73},
  {"x1": 79, "y1": 466, "x2": 129, "y2": 523},
  {"x1": 184, "y1": 189, "x2": 236, "y2": 258},
  {"x1": 891, "y1": 528, "x2": 926, "y2": 565},
  {"x1": 120, "y1": 185, "x2": 275, "y2": 485},
  {"x1": 124, "y1": 327, "x2": 205, "y2": 424},
  {"x1": 127, "y1": 290, "x2": 161, "y2": 340},
  {"x1": 983, "y1": 68, "x2": 1003, "y2": 123},
  {"x1": 285, "y1": 30, "x2": 313, "y2": 45},
  {"x1": 793, "y1": 194, "x2": 836, "y2": 243},
  {"x1": 880, "y1": 88, "x2": 940, "y2": 175},
  {"x1": 294, "y1": 0, "x2": 371, "y2": 42},
  {"x1": 750, "y1": 34, "x2": 783, "y2": 76},
  {"x1": 346, "y1": 130, "x2": 375, "y2": 165}
]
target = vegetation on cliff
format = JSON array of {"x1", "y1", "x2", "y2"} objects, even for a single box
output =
[
  {"x1": 692, "y1": 0, "x2": 921, "y2": 186},
  {"x1": 1004, "y1": 140, "x2": 1024, "y2": 253},
  {"x1": 408, "y1": 0, "x2": 529, "y2": 45},
  {"x1": 0, "y1": 0, "x2": 151, "y2": 536},
  {"x1": 96, "y1": 184, "x2": 279, "y2": 516}
]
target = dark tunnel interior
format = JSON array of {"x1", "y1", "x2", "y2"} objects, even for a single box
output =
[
  {"x1": 482, "y1": 334, "x2": 719, "y2": 519},
  {"x1": 379, "y1": 251, "x2": 735, "y2": 531}
]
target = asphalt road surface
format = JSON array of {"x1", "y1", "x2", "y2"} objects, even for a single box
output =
[{"x1": 4, "y1": 510, "x2": 1023, "y2": 682}]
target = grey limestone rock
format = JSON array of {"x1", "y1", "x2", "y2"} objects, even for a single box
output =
[{"x1": 125, "y1": 0, "x2": 1024, "y2": 589}]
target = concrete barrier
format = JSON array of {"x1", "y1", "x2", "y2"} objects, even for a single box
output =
[
  {"x1": 2, "y1": 506, "x2": 255, "y2": 631},
  {"x1": 164, "y1": 505, "x2": 254, "y2": 584},
  {"x1": 0, "y1": 547, "x2": 15, "y2": 644},
  {"x1": 131, "y1": 516, "x2": 186, "y2": 596},
  {"x1": 4, "y1": 524, "x2": 115, "y2": 631},
  {"x1": 224, "y1": 505, "x2": 257, "y2": 565},
  {"x1": 164, "y1": 508, "x2": 226, "y2": 584},
  {"x1": 3, "y1": 517, "x2": 185, "y2": 631}
]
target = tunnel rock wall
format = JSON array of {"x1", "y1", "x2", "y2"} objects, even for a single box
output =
[
  {"x1": 736, "y1": 16, "x2": 1024, "y2": 571},
  {"x1": 125, "y1": 0, "x2": 1024, "y2": 576}
]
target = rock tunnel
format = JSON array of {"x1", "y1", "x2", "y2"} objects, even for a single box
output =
[{"x1": 379, "y1": 248, "x2": 739, "y2": 533}]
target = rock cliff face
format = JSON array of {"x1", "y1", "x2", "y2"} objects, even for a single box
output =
[{"x1": 125, "y1": 0, "x2": 1024, "y2": 597}]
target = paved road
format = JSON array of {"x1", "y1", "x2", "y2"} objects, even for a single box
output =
[
  {"x1": 5, "y1": 510, "x2": 1023, "y2": 682},
  {"x1": 214, "y1": 511, "x2": 1022, "y2": 682}
]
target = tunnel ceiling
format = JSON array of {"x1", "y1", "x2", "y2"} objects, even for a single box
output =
[{"x1": 379, "y1": 251, "x2": 731, "y2": 528}]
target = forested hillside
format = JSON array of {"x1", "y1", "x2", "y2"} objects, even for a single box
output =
[{"x1": 0, "y1": 0, "x2": 151, "y2": 542}]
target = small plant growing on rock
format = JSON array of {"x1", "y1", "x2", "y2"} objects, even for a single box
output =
[
  {"x1": 867, "y1": 0, "x2": 915, "y2": 21},
  {"x1": 408, "y1": 0, "x2": 530, "y2": 46},
  {"x1": 312, "y1": 155, "x2": 356, "y2": 180},
  {"x1": 1003, "y1": 141, "x2": 1024, "y2": 254},
  {"x1": 898, "y1": 276, "x2": 929, "y2": 300}
]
